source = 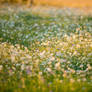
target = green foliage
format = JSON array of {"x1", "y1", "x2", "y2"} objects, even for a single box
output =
[{"x1": 0, "y1": 7, "x2": 92, "y2": 92}]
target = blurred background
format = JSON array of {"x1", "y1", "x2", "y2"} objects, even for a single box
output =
[{"x1": 0, "y1": 0, "x2": 92, "y2": 7}]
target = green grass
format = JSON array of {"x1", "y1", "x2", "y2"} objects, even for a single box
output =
[
  {"x1": 0, "y1": 7, "x2": 92, "y2": 92},
  {"x1": 0, "y1": 8, "x2": 92, "y2": 47}
]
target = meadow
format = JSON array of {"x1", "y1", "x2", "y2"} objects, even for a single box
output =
[{"x1": 0, "y1": 6, "x2": 92, "y2": 92}]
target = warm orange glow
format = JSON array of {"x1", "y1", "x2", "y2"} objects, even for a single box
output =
[
  {"x1": 35, "y1": 0, "x2": 92, "y2": 7},
  {"x1": 0, "y1": 0, "x2": 92, "y2": 7}
]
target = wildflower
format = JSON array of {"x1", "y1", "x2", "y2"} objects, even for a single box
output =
[
  {"x1": 39, "y1": 72, "x2": 42, "y2": 75},
  {"x1": 11, "y1": 55, "x2": 15, "y2": 62},
  {"x1": 46, "y1": 68, "x2": 52, "y2": 73},
  {"x1": 87, "y1": 64, "x2": 92, "y2": 70},
  {"x1": 39, "y1": 51, "x2": 46, "y2": 58},
  {"x1": 0, "y1": 65, "x2": 3, "y2": 71},
  {"x1": 55, "y1": 62, "x2": 60, "y2": 69},
  {"x1": 76, "y1": 44, "x2": 80, "y2": 48},
  {"x1": 56, "y1": 51, "x2": 63, "y2": 57},
  {"x1": 21, "y1": 64, "x2": 25, "y2": 71},
  {"x1": 73, "y1": 51, "x2": 77, "y2": 55},
  {"x1": 63, "y1": 72, "x2": 67, "y2": 78},
  {"x1": 80, "y1": 64, "x2": 84, "y2": 68},
  {"x1": 77, "y1": 79, "x2": 81, "y2": 82},
  {"x1": 70, "y1": 78, "x2": 75, "y2": 83},
  {"x1": 82, "y1": 78, "x2": 86, "y2": 82},
  {"x1": 49, "y1": 56, "x2": 55, "y2": 61},
  {"x1": 69, "y1": 68, "x2": 75, "y2": 73}
]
